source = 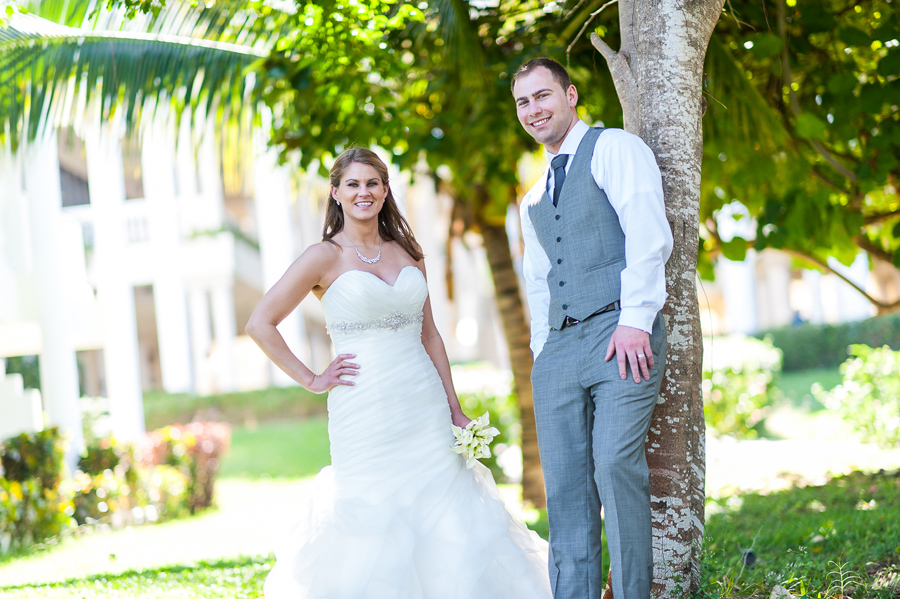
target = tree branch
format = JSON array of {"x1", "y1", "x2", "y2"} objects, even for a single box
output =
[
  {"x1": 565, "y1": 0, "x2": 618, "y2": 66},
  {"x1": 784, "y1": 248, "x2": 900, "y2": 312},
  {"x1": 863, "y1": 209, "x2": 900, "y2": 226},
  {"x1": 590, "y1": 30, "x2": 640, "y2": 133},
  {"x1": 855, "y1": 235, "x2": 896, "y2": 264},
  {"x1": 809, "y1": 167, "x2": 844, "y2": 193}
]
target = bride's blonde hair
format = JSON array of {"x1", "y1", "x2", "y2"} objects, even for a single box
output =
[{"x1": 322, "y1": 148, "x2": 423, "y2": 261}]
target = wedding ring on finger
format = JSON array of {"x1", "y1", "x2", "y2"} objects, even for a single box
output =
[{"x1": 638, "y1": 354, "x2": 646, "y2": 360}]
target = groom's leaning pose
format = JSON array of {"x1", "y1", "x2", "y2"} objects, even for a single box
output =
[{"x1": 513, "y1": 58, "x2": 673, "y2": 599}]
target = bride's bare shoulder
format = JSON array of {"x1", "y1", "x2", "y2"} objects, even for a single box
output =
[{"x1": 300, "y1": 240, "x2": 343, "y2": 265}]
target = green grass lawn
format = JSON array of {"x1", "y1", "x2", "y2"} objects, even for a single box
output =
[
  {"x1": 219, "y1": 417, "x2": 331, "y2": 479},
  {"x1": 774, "y1": 368, "x2": 844, "y2": 411},
  {"x1": 0, "y1": 557, "x2": 271, "y2": 598},
  {"x1": 142, "y1": 386, "x2": 326, "y2": 431},
  {"x1": 4, "y1": 471, "x2": 896, "y2": 599},
  {"x1": 701, "y1": 470, "x2": 900, "y2": 598},
  {"x1": 4, "y1": 370, "x2": 896, "y2": 597}
]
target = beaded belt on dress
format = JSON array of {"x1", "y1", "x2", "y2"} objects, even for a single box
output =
[{"x1": 327, "y1": 311, "x2": 424, "y2": 335}]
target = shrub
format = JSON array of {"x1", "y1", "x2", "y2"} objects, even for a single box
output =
[
  {"x1": 451, "y1": 363, "x2": 520, "y2": 482},
  {"x1": 138, "y1": 422, "x2": 231, "y2": 513},
  {"x1": 759, "y1": 312, "x2": 900, "y2": 372},
  {"x1": 70, "y1": 435, "x2": 193, "y2": 527},
  {"x1": 814, "y1": 344, "x2": 900, "y2": 449},
  {"x1": 0, "y1": 428, "x2": 73, "y2": 554},
  {"x1": 702, "y1": 335, "x2": 782, "y2": 438}
]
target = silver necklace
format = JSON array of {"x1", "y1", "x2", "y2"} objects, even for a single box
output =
[{"x1": 343, "y1": 231, "x2": 383, "y2": 264}]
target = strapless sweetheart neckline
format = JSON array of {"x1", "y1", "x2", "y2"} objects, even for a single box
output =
[{"x1": 323, "y1": 265, "x2": 422, "y2": 300}]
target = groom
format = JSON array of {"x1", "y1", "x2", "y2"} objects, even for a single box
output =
[{"x1": 513, "y1": 58, "x2": 672, "y2": 599}]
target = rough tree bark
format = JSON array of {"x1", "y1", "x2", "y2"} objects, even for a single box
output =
[{"x1": 592, "y1": 0, "x2": 724, "y2": 596}]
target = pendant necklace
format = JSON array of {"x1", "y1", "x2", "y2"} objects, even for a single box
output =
[{"x1": 343, "y1": 231, "x2": 383, "y2": 264}]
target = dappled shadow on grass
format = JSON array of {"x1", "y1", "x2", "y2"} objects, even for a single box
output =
[
  {"x1": 0, "y1": 555, "x2": 274, "y2": 599},
  {"x1": 702, "y1": 469, "x2": 900, "y2": 598}
]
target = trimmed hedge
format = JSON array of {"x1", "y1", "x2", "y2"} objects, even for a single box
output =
[{"x1": 757, "y1": 312, "x2": 900, "y2": 372}]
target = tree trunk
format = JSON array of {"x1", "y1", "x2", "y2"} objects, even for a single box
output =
[
  {"x1": 594, "y1": 1, "x2": 724, "y2": 596},
  {"x1": 479, "y1": 219, "x2": 546, "y2": 508}
]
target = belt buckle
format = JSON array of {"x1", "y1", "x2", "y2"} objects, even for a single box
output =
[{"x1": 562, "y1": 315, "x2": 580, "y2": 329}]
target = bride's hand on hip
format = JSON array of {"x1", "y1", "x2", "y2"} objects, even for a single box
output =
[{"x1": 310, "y1": 353, "x2": 359, "y2": 393}]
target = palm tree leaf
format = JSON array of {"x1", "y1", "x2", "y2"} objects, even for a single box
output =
[
  {"x1": 0, "y1": 11, "x2": 267, "y2": 149},
  {"x1": 703, "y1": 33, "x2": 787, "y2": 154}
]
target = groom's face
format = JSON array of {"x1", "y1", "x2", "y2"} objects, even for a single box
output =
[{"x1": 513, "y1": 66, "x2": 578, "y2": 152}]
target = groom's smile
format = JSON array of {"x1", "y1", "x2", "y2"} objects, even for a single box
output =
[{"x1": 513, "y1": 65, "x2": 580, "y2": 154}]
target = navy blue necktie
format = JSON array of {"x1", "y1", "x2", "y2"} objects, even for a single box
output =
[{"x1": 551, "y1": 154, "x2": 568, "y2": 207}]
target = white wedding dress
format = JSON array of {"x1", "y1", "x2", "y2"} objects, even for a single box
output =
[{"x1": 263, "y1": 265, "x2": 552, "y2": 599}]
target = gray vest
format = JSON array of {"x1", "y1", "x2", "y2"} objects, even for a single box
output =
[{"x1": 528, "y1": 127, "x2": 625, "y2": 330}]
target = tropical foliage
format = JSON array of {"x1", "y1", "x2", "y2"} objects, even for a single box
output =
[
  {"x1": 702, "y1": 0, "x2": 900, "y2": 312},
  {"x1": 702, "y1": 335, "x2": 782, "y2": 438},
  {"x1": 0, "y1": 0, "x2": 269, "y2": 149},
  {"x1": 815, "y1": 344, "x2": 900, "y2": 449}
]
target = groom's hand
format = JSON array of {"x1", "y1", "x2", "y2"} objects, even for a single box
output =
[{"x1": 605, "y1": 325, "x2": 653, "y2": 383}]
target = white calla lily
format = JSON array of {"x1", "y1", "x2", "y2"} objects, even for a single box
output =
[{"x1": 450, "y1": 413, "x2": 500, "y2": 469}]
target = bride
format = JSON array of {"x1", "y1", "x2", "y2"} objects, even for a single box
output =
[{"x1": 246, "y1": 148, "x2": 552, "y2": 598}]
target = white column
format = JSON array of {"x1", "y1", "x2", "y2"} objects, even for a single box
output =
[
  {"x1": 210, "y1": 282, "x2": 237, "y2": 392},
  {"x1": 801, "y1": 269, "x2": 825, "y2": 324},
  {"x1": 23, "y1": 133, "x2": 85, "y2": 465},
  {"x1": 407, "y1": 161, "x2": 451, "y2": 339},
  {"x1": 85, "y1": 124, "x2": 145, "y2": 442},
  {"x1": 188, "y1": 287, "x2": 213, "y2": 395},
  {"x1": 717, "y1": 251, "x2": 759, "y2": 335},
  {"x1": 253, "y1": 127, "x2": 305, "y2": 386},
  {"x1": 754, "y1": 250, "x2": 793, "y2": 330},
  {"x1": 195, "y1": 119, "x2": 226, "y2": 230},
  {"x1": 143, "y1": 119, "x2": 193, "y2": 393},
  {"x1": 828, "y1": 253, "x2": 876, "y2": 322}
]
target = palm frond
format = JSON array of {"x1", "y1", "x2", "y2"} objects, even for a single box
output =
[
  {"x1": 0, "y1": 10, "x2": 267, "y2": 149},
  {"x1": 427, "y1": 0, "x2": 489, "y2": 88},
  {"x1": 703, "y1": 34, "x2": 787, "y2": 154}
]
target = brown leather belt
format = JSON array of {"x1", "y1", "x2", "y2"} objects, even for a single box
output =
[{"x1": 557, "y1": 301, "x2": 620, "y2": 330}]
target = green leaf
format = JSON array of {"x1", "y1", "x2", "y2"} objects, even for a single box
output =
[
  {"x1": 749, "y1": 33, "x2": 784, "y2": 59},
  {"x1": 877, "y1": 50, "x2": 900, "y2": 78},
  {"x1": 838, "y1": 25, "x2": 871, "y2": 47},
  {"x1": 798, "y1": 5, "x2": 835, "y2": 34},
  {"x1": 795, "y1": 112, "x2": 828, "y2": 141},
  {"x1": 826, "y1": 73, "x2": 857, "y2": 96},
  {"x1": 859, "y1": 84, "x2": 890, "y2": 113},
  {"x1": 720, "y1": 237, "x2": 749, "y2": 261}
]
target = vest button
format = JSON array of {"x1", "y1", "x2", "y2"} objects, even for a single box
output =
[
  {"x1": 557, "y1": 259, "x2": 562, "y2": 264},
  {"x1": 556, "y1": 236, "x2": 561, "y2": 242},
  {"x1": 555, "y1": 214, "x2": 561, "y2": 220},
  {"x1": 562, "y1": 304, "x2": 568, "y2": 310},
  {"x1": 559, "y1": 281, "x2": 565, "y2": 287}
]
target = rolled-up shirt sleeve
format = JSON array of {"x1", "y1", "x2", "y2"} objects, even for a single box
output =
[
  {"x1": 519, "y1": 184, "x2": 552, "y2": 357},
  {"x1": 592, "y1": 129, "x2": 673, "y2": 333}
]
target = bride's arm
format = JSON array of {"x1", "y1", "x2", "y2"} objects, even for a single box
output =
[
  {"x1": 417, "y1": 264, "x2": 471, "y2": 428},
  {"x1": 246, "y1": 243, "x2": 359, "y2": 394}
]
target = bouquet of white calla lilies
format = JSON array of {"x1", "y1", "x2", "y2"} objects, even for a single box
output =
[{"x1": 450, "y1": 413, "x2": 501, "y2": 469}]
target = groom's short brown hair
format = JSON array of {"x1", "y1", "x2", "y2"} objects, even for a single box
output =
[{"x1": 511, "y1": 58, "x2": 572, "y2": 93}]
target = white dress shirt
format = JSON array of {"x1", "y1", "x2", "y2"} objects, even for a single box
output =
[{"x1": 519, "y1": 120, "x2": 673, "y2": 357}]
